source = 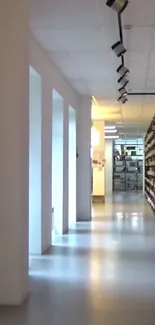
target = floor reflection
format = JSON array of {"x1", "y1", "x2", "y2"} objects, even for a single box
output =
[{"x1": 1, "y1": 192, "x2": 155, "y2": 325}]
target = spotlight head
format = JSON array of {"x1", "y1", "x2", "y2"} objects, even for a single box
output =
[
  {"x1": 121, "y1": 97, "x2": 128, "y2": 104},
  {"x1": 118, "y1": 76, "x2": 129, "y2": 88},
  {"x1": 106, "y1": 0, "x2": 128, "y2": 14},
  {"x1": 118, "y1": 75, "x2": 129, "y2": 85},
  {"x1": 111, "y1": 41, "x2": 126, "y2": 57},
  {"x1": 117, "y1": 64, "x2": 129, "y2": 77},
  {"x1": 118, "y1": 86, "x2": 128, "y2": 97},
  {"x1": 117, "y1": 95, "x2": 128, "y2": 104}
]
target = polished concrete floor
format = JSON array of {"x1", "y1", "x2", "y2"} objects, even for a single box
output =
[{"x1": 1, "y1": 192, "x2": 155, "y2": 324}]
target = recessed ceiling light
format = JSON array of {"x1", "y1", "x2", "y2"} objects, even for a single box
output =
[
  {"x1": 111, "y1": 41, "x2": 126, "y2": 57},
  {"x1": 105, "y1": 129, "x2": 117, "y2": 133},
  {"x1": 116, "y1": 121, "x2": 124, "y2": 124},
  {"x1": 105, "y1": 135, "x2": 119, "y2": 139},
  {"x1": 105, "y1": 125, "x2": 116, "y2": 130},
  {"x1": 106, "y1": 0, "x2": 128, "y2": 14},
  {"x1": 124, "y1": 24, "x2": 132, "y2": 30}
]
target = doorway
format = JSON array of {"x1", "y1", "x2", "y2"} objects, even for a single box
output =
[
  {"x1": 29, "y1": 66, "x2": 42, "y2": 255},
  {"x1": 68, "y1": 106, "x2": 76, "y2": 227},
  {"x1": 52, "y1": 90, "x2": 63, "y2": 240}
]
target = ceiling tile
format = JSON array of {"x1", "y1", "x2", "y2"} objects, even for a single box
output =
[
  {"x1": 149, "y1": 51, "x2": 155, "y2": 67},
  {"x1": 125, "y1": 27, "x2": 153, "y2": 53},
  {"x1": 123, "y1": 0, "x2": 155, "y2": 27},
  {"x1": 30, "y1": 0, "x2": 155, "y2": 130},
  {"x1": 151, "y1": 29, "x2": 155, "y2": 50},
  {"x1": 31, "y1": 0, "x2": 100, "y2": 30},
  {"x1": 33, "y1": 29, "x2": 111, "y2": 52},
  {"x1": 146, "y1": 78, "x2": 155, "y2": 90}
]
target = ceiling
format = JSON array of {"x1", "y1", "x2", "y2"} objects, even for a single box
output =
[{"x1": 30, "y1": 0, "x2": 155, "y2": 136}]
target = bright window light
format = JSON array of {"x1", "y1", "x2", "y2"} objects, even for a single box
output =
[{"x1": 91, "y1": 127, "x2": 100, "y2": 147}]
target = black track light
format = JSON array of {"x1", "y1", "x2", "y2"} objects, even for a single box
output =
[
  {"x1": 117, "y1": 65, "x2": 129, "y2": 78},
  {"x1": 118, "y1": 75, "x2": 126, "y2": 84},
  {"x1": 118, "y1": 95, "x2": 128, "y2": 104},
  {"x1": 122, "y1": 80, "x2": 129, "y2": 88},
  {"x1": 121, "y1": 97, "x2": 128, "y2": 104},
  {"x1": 106, "y1": 0, "x2": 128, "y2": 14},
  {"x1": 111, "y1": 41, "x2": 126, "y2": 57},
  {"x1": 119, "y1": 86, "x2": 128, "y2": 97},
  {"x1": 118, "y1": 76, "x2": 129, "y2": 88}
]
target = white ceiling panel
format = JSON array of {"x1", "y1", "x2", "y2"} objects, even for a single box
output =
[
  {"x1": 91, "y1": 87, "x2": 117, "y2": 98},
  {"x1": 97, "y1": 98, "x2": 120, "y2": 107},
  {"x1": 125, "y1": 27, "x2": 153, "y2": 53},
  {"x1": 151, "y1": 29, "x2": 155, "y2": 51},
  {"x1": 143, "y1": 96, "x2": 155, "y2": 104},
  {"x1": 147, "y1": 68, "x2": 155, "y2": 79},
  {"x1": 149, "y1": 51, "x2": 155, "y2": 67},
  {"x1": 146, "y1": 79, "x2": 155, "y2": 90},
  {"x1": 31, "y1": 0, "x2": 100, "y2": 30},
  {"x1": 126, "y1": 52, "x2": 149, "y2": 66},
  {"x1": 33, "y1": 28, "x2": 111, "y2": 52},
  {"x1": 123, "y1": 0, "x2": 155, "y2": 27},
  {"x1": 30, "y1": 0, "x2": 155, "y2": 134},
  {"x1": 71, "y1": 80, "x2": 89, "y2": 94}
]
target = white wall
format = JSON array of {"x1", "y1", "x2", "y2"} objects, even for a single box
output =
[
  {"x1": 30, "y1": 35, "x2": 79, "y2": 110},
  {"x1": 76, "y1": 96, "x2": 92, "y2": 221},
  {"x1": 30, "y1": 35, "x2": 79, "y2": 248},
  {"x1": 105, "y1": 140, "x2": 113, "y2": 195},
  {"x1": 0, "y1": 13, "x2": 92, "y2": 306},
  {"x1": 0, "y1": 0, "x2": 29, "y2": 304},
  {"x1": 30, "y1": 34, "x2": 92, "y2": 242}
]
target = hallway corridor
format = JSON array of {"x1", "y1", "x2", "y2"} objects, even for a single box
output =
[{"x1": 1, "y1": 193, "x2": 155, "y2": 324}]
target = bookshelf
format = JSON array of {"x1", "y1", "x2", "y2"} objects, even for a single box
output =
[
  {"x1": 145, "y1": 116, "x2": 155, "y2": 211},
  {"x1": 113, "y1": 138, "x2": 143, "y2": 191}
]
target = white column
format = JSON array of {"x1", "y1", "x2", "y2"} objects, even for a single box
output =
[
  {"x1": 0, "y1": 0, "x2": 29, "y2": 305},
  {"x1": 41, "y1": 82, "x2": 52, "y2": 252},
  {"x1": 63, "y1": 102, "x2": 69, "y2": 233},
  {"x1": 77, "y1": 96, "x2": 92, "y2": 221},
  {"x1": 105, "y1": 140, "x2": 113, "y2": 195}
]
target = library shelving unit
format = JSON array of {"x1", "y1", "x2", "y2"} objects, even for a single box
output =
[
  {"x1": 113, "y1": 138, "x2": 143, "y2": 192},
  {"x1": 145, "y1": 116, "x2": 155, "y2": 211}
]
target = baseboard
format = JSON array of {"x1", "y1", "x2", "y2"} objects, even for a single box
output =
[
  {"x1": 92, "y1": 195, "x2": 105, "y2": 203},
  {"x1": 77, "y1": 218, "x2": 92, "y2": 222},
  {"x1": 42, "y1": 245, "x2": 51, "y2": 255},
  {"x1": 63, "y1": 228, "x2": 68, "y2": 234}
]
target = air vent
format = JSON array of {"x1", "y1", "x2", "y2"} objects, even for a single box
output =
[{"x1": 124, "y1": 24, "x2": 132, "y2": 30}]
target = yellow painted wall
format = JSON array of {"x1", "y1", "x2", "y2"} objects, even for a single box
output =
[{"x1": 92, "y1": 120, "x2": 105, "y2": 196}]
